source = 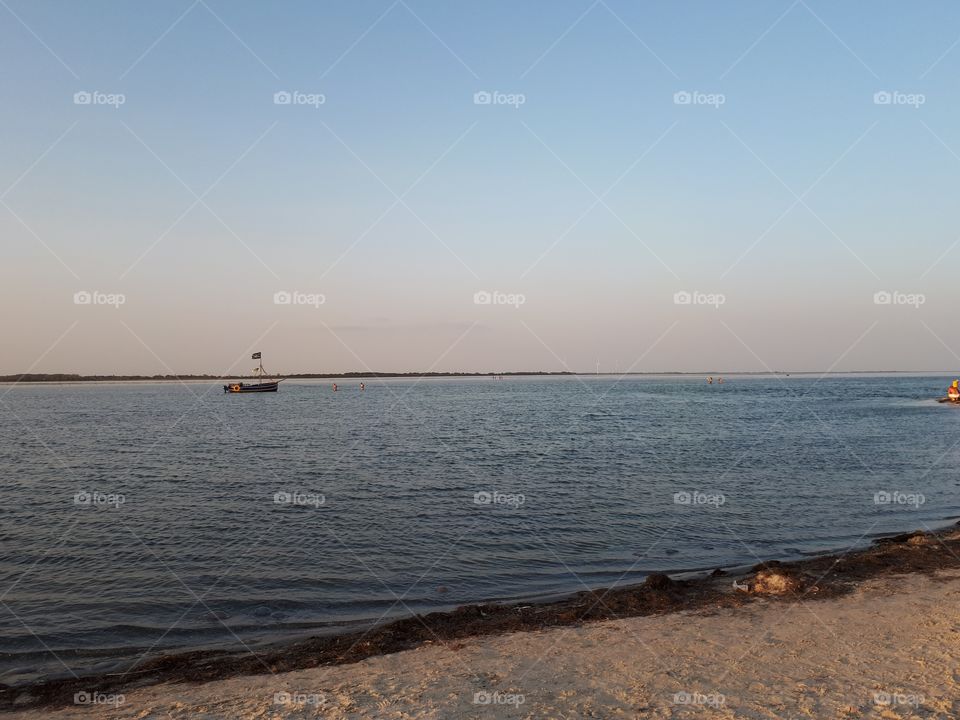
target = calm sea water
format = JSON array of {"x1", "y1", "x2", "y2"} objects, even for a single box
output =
[{"x1": 1, "y1": 375, "x2": 958, "y2": 683}]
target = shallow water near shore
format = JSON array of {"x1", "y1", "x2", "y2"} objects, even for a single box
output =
[{"x1": 1, "y1": 374, "x2": 958, "y2": 683}]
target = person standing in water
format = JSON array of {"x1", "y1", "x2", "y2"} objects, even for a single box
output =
[{"x1": 359, "y1": 382, "x2": 365, "y2": 391}]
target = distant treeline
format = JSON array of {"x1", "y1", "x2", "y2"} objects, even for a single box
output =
[
  {"x1": 0, "y1": 371, "x2": 944, "y2": 383},
  {"x1": 0, "y1": 372, "x2": 575, "y2": 383}
]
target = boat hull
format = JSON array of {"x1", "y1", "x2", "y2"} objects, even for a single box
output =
[{"x1": 224, "y1": 382, "x2": 280, "y2": 393}]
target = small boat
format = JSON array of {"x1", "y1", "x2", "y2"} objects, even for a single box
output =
[
  {"x1": 939, "y1": 380, "x2": 960, "y2": 404},
  {"x1": 224, "y1": 352, "x2": 283, "y2": 393}
]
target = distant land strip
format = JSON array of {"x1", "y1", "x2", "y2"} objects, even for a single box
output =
[
  {"x1": 0, "y1": 372, "x2": 575, "y2": 382},
  {"x1": 0, "y1": 371, "x2": 953, "y2": 383}
]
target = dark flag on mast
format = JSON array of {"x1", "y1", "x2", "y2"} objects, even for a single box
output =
[{"x1": 252, "y1": 352, "x2": 261, "y2": 360}]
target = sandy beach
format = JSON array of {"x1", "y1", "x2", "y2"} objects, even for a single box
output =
[{"x1": 7, "y1": 528, "x2": 960, "y2": 719}]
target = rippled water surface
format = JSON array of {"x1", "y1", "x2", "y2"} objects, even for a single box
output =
[{"x1": 2, "y1": 375, "x2": 959, "y2": 682}]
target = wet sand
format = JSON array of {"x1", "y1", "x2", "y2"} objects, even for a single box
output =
[{"x1": 5, "y1": 524, "x2": 960, "y2": 717}]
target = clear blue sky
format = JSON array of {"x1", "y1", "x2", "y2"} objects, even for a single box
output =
[{"x1": 3, "y1": 1, "x2": 960, "y2": 374}]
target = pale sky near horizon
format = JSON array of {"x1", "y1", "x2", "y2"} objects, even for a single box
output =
[{"x1": 3, "y1": 1, "x2": 960, "y2": 375}]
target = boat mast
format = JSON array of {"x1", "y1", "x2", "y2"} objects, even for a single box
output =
[{"x1": 252, "y1": 351, "x2": 264, "y2": 385}]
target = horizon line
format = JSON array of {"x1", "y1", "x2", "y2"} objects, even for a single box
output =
[{"x1": 2, "y1": 369, "x2": 958, "y2": 384}]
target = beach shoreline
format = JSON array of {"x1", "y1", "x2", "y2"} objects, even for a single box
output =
[{"x1": 5, "y1": 521, "x2": 960, "y2": 715}]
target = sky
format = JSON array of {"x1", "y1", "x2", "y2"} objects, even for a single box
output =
[{"x1": 3, "y1": 0, "x2": 960, "y2": 375}]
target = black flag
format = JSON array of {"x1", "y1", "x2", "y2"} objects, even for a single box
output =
[{"x1": 252, "y1": 352, "x2": 261, "y2": 360}]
